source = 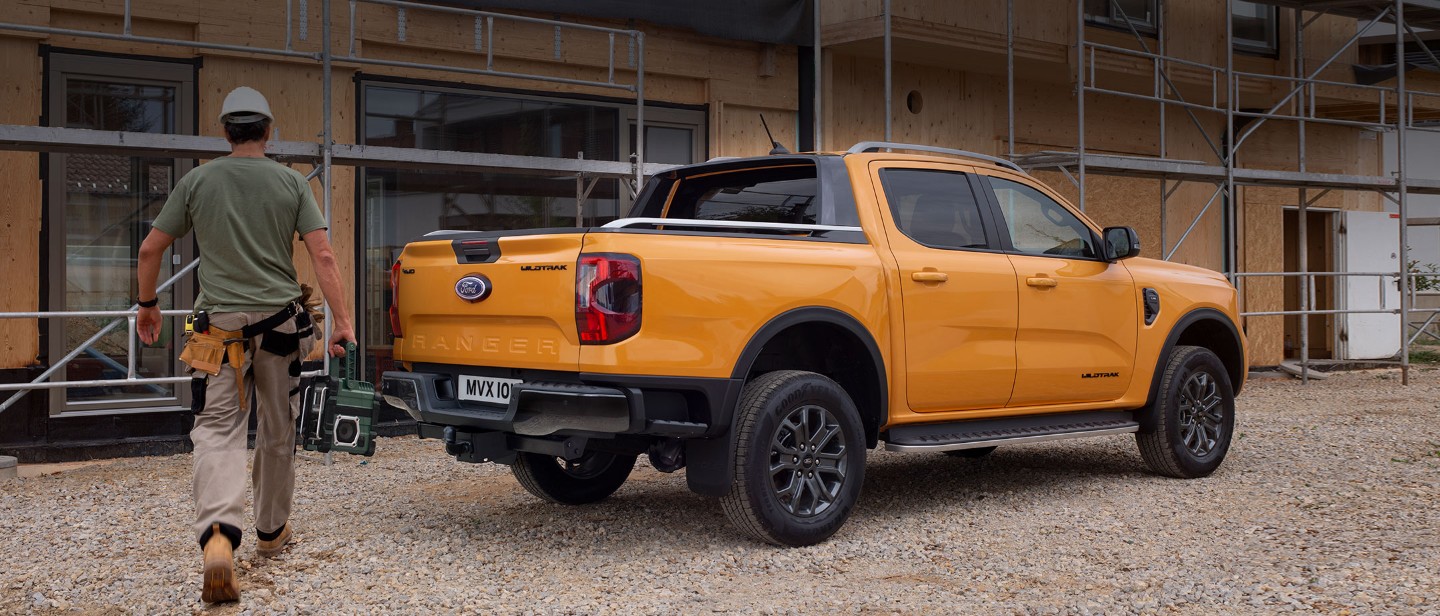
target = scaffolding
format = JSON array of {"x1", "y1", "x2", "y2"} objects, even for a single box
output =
[
  {"x1": 856, "y1": 0, "x2": 1440, "y2": 384},
  {"x1": 1000, "y1": 0, "x2": 1440, "y2": 384},
  {"x1": 4, "y1": 0, "x2": 1440, "y2": 417},
  {"x1": 0, "y1": 0, "x2": 669, "y2": 414}
]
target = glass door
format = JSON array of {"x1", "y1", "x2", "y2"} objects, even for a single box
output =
[{"x1": 46, "y1": 54, "x2": 196, "y2": 415}]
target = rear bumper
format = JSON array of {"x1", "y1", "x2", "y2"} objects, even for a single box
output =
[{"x1": 380, "y1": 366, "x2": 742, "y2": 440}]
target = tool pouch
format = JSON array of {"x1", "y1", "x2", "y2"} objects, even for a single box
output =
[
  {"x1": 259, "y1": 328, "x2": 301, "y2": 357},
  {"x1": 179, "y1": 332, "x2": 227, "y2": 376}
]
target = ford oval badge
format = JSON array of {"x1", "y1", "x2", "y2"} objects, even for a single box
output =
[{"x1": 455, "y1": 274, "x2": 492, "y2": 302}]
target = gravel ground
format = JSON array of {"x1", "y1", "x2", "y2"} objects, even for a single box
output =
[{"x1": 3, "y1": 368, "x2": 1439, "y2": 615}]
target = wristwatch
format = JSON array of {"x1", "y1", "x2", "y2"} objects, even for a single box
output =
[{"x1": 137, "y1": 297, "x2": 159, "y2": 308}]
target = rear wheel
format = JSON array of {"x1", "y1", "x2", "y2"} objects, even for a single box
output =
[
  {"x1": 511, "y1": 451, "x2": 636, "y2": 505},
  {"x1": 721, "y1": 370, "x2": 866, "y2": 546},
  {"x1": 1136, "y1": 345, "x2": 1235, "y2": 478}
]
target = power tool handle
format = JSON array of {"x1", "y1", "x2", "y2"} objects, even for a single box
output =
[{"x1": 329, "y1": 341, "x2": 358, "y2": 383}]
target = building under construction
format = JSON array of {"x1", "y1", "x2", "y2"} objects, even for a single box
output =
[{"x1": 1, "y1": 0, "x2": 1437, "y2": 458}]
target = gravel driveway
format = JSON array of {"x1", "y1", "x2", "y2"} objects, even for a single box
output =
[{"x1": 3, "y1": 368, "x2": 1438, "y2": 615}]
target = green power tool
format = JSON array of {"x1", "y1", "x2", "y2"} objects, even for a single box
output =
[{"x1": 300, "y1": 342, "x2": 377, "y2": 456}]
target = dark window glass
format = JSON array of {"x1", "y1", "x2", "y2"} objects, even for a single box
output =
[
  {"x1": 1084, "y1": 0, "x2": 1157, "y2": 34},
  {"x1": 1232, "y1": 1, "x2": 1277, "y2": 54},
  {"x1": 665, "y1": 165, "x2": 818, "y2": 223},
  {"x1": 58, "y1": 78, "x2": 185, "y2": 404},
  {"x1": 989, "y1": 177, "x2": 1100, "y2": 259},
  {"x1": 879, "y1": 169, "x2": 991, "y2": 250}
]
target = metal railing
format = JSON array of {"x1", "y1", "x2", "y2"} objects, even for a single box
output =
[
  {"x1": 1234, "y1": 270, "x2": 1440, "y2": 383},
  {"x1": 0, "y1": 260, "x2": 199, "y2": 413}
]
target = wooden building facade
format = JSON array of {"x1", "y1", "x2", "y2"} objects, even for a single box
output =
[{"x1": 1, "y1": 0, "x2": 1436, "y2": 458}]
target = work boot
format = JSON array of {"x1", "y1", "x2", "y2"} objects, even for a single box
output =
[
  {"x1": 201, "y1": 523, "x2": 240, "y2": 603},
  {"x1": 256, "y1": 523, "x2": 292, "y2": 558}
]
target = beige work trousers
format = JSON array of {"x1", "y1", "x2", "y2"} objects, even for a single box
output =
[{"x1": 190, "y1": 311, "x2": 313, "y2": 544}]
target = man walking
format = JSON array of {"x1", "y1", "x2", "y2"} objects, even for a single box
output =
[{"x1": 135, "y1": 86, "x2": 355, "y2": 604}]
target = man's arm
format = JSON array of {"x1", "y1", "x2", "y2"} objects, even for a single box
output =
[
  {"x1": 301, "y1": 228, "x2": 356, "y2": 356},
  {"x1": 136, "y1": 229, "x2": 176, "y2": 345}
]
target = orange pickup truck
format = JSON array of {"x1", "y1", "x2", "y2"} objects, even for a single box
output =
[{"x1": 380, "y1": 142, "x2": 1247, "y2": 546}]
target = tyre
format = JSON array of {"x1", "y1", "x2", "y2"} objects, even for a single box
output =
[
  {"x1": 511, "y1": 450, "x2": 636, "y2": 505},
  {"x1": 942, "y1": 446, "x2": 997, "y2": 459},
  {"x1": 720, "y1": 370, "x2": 866, "y2": 546},
  {"x1": 1136, "y1": 345, "x2": 1236, "y2": 478}
]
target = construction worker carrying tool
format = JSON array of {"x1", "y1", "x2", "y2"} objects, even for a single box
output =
[{"x1": 135, "y1": 86, "x2": 355, "y2": 604}]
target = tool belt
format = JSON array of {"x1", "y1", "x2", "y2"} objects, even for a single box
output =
[{"x1": 180, "y1": 298, "x2": 315, "y2": 411}]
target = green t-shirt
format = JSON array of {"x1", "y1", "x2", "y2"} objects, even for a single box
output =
[{"x1": 152, "y1": 156, "x2": 328, "y2": 312}]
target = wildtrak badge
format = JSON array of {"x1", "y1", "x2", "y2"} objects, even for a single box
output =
[
  {"x1": 521, "y1": 265, "x2": 568, "y2": 271},
  {"x1": 1081, "y1": 372, "x2": 1120, "y2": 379}
]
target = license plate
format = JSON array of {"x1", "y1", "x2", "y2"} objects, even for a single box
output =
[{"x1": 458, "y1": 375, "x2": 522, "y2": 405}]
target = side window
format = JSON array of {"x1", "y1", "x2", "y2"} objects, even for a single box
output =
[
  {"x1": 988, "y1": 177, "x2": 1100, "y2": 259},
  {"x1": 878, "y1": 168, "x2": 992, "y2": 250}
]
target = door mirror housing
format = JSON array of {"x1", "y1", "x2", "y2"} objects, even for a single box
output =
[{"x1": 1103, "y1": 226, "x2": 1142, "y2": 261}]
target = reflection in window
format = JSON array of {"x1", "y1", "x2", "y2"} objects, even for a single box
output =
[
  {"x1": 61, "y1": 79, "x2": 182, "y2": 402},
  {"x1": 879, "y1": 169, "x2": 991, "y2": 250},
  {"x1": 989, "y1": 177, "x2": 1099, "y2": 259},
  {"x1": 666, "y1": 165, "x2": 818, "y2": 224}
]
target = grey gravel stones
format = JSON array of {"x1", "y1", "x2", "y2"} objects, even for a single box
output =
[{"x1": 2, "y1": 368, "x2": 1438, "y2": 614}]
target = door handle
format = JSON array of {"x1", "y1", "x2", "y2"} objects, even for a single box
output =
[
  {"x1": 912, "y1": 271, "x2": 949, "y2": 283},
  {"x1": 1026, "y1": 277, "x2": 1057, "y2": 288}
]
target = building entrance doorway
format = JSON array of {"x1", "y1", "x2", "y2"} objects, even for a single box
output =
[
  {"x1": 1282, "y1": 208, "x2": 1336, "y2": 360},
  {"x1": 44, "y1": 54, "x2": 196, "y2": 415}
]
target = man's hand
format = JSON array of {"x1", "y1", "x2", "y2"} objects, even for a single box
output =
[
  {"x1": 328, "y1": 324, "x2": 357, "y2": 357},
  {"x1": 137, "y1": 305, "x2": 163, "y2": 345}
]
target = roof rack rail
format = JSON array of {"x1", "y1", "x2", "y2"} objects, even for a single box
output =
[{"x1": 847, "y1": 142, "x2": 1025, "y2": 174}]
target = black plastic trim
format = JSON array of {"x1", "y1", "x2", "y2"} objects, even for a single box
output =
[
  {"x1": 1139, "y1": 307, "x2": 1246, "y2": 432},
  {"x1": 886, "y1": 410, "x2": 1138, "y2": 448},
  {"x1": 385, "y1": 367, "x2": 740, "y2": 438},
  {"x1": 729, "y1": 306, "x2": 888, "y2": 438}
]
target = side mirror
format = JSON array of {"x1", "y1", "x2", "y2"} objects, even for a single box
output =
[{"x1": 1103, "y1": 226, "x2": 1141, "y2": 261}]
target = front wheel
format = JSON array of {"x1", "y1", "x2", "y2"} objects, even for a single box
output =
[
  {"x1": 511, "y1": 451, "x2": 636, "y2": 505},
  {"x1": 1136, "y1": 345, "x2": 1236, "y2": 478},
  {"x1": 720, "y1": 370, "x2": 866, "y2": 546}
]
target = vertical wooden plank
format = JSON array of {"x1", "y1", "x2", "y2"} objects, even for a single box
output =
[{"x1": 0, "y1": 37, "x2": 43, "y2": 369}]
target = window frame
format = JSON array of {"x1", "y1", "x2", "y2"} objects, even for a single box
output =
[
  {"x1": 44, "y1": 52, "x2": 197, "y2": 417},
  {"x1": 875, "y1": 166, "x2": 1006, "y2": 254},
  {"x1": 1084, "y1": 0, "x2": 1159, "y2": 37},
  {"x1": 975, "y1": 173, "x2": 1108, "y2": 263}
]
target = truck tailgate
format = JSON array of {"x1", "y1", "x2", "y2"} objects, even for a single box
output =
[{"x1": 392, "y1": 233, "x2": 584, "y2": 371}]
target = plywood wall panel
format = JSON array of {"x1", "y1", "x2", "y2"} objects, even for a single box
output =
[
  {"x1": 716, "y1": 103, "x2": 798, "y2": 158},
  {"x1": 0, "y1": 37, "x2": 43, "y2": 369}
]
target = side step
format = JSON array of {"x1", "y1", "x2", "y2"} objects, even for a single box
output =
[{"x1": 884, "y1": 410, "x2": 1139, "y2": 453}]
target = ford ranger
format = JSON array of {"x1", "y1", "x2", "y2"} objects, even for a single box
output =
[{"x1": 380, "y1": 142, "x2": 1247, "y2": 546}]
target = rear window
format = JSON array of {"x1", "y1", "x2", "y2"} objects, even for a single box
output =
[{"x1": 663, "y1": 164, "x2": 818, "y2": 223}]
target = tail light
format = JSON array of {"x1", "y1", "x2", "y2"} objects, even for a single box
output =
[
  {"x1": 389, "y1": 260, "x2": 403, "y2": 339},
  {"x1": 576, "y1": 253, "x2": 642, "y2": 344}
]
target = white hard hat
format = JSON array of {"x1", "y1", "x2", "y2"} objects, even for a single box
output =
[{"x1": 219, "y1": 86, "x2": 273, "y2": 124}]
